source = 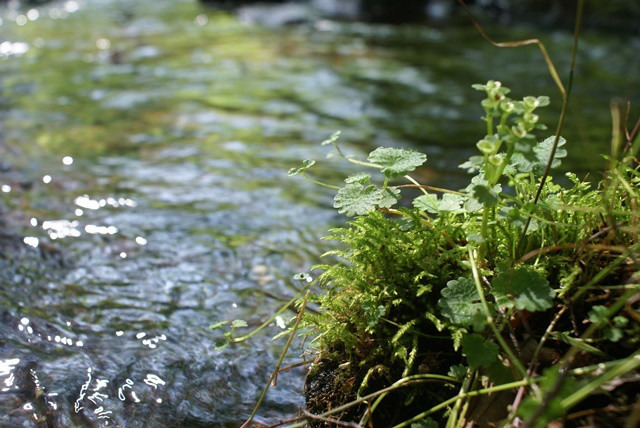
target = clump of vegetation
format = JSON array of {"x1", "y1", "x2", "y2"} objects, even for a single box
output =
[
  {"x1": 281, "y1": 79, "x2": 639, "y2": 427},
  {"x1": 217, "y1": 79, "x2": 639, "y2": 427},
  {"x1": 214, "y1": 3, "x2": 640, "y2": 426}
]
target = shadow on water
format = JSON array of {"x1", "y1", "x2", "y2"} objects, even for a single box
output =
[{"x1": 0, "y1": 0, "x2": 638, "y2": 426}]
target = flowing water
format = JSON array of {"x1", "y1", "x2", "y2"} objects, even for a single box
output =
[{"x1": 0, "y1": 0, "x2": 638, "y2": 426}]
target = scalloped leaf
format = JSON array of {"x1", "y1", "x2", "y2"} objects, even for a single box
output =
[
  {"x1": 333, "y1": 183, "x2": 384, "y2": 217},
  {"x1": 491, "y1": 266, "x2": 555, "y2": 312},
  {"x1": 379, "y1": 187, "x2": 401, "y2": 208},
  {"x1": 472, "y1": 184, "x2": 499, "y2": 206},
  {"x1": 439, "y1": 193, "x2": 464, "y2": 212},
  {"x1": 367, "y1": 147, "x2": 426, "y2": 178},
  {"x1": 345, "y1": 173, "x2": 371, "y2": 185},
  {"x1": 534, "y1": 136, "x2": 567, "y2": 170},
  {"x1": 438, "y1": 277, "x2": 486, "y2": 331},
  {"x1": 461, "y1": 334, "x2": 498, "y2": 368},
  {"x1": 413, "y1": 193, "x2": 439, "y2": 213},
  {"x1": 511, "y1": 136, "x2": 567, "y2": 174}
]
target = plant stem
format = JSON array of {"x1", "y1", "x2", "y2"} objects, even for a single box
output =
[
  {"x1": 347, "y1": 157, "x2": 381, "y2": 169},
  {"x1": 360, "y1": 374, "x2": 459, "y2": 426},
  {"x1": 380, "y1": 317, "x2": 452, "y2": 340},
  {"x1": 446, "y1": 369, "x2": 475, "y2": 428},
  {"x1": 241, "y1": 290, "x2": 310, "y2": 428},
  {"x1": 480, "y1": 209, "x2": 490, "y2": 257},
  {"x1": 301, "y1": 172, "x2": 340, "y2": 190},
  {"x1": 392, "y1": 184, "x2": 465, "y2": 196},
  {"x1": 392, "y1": 379, "x2": 531, "y2": 427},
  {"x1": 468, "y1": 247, "x2": 528, "y2": 378},
  {"x1": 487, "y1": 113, "x2": 494, "y2": 135},
  {"x1": 515, "y1": 0, "x2": 584, "y2": 253},
  {"x1": 284, "y1": 374, "x2": 456, "y2": 428},
  {"x1": 404, "y1": 174, "x2": 429, "y2": 196},
  {"x1": 561, "y1": 351, "x2": 640, "y2": 410},
  {"x1": 231, "y1": 288, "x2": 306, "y2": 343},
  {"x1": 281, "y1": 358, "x2": 626, "y2": 428}
]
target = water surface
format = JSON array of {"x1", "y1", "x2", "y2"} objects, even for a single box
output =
[{"x1": 0, "y1": 1, "x2": 638, "y2": 426}]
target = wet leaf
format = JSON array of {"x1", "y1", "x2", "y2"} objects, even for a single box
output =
[
  {"x1": 461, "y1": 334, "x2": 498, "y2": 368},
  {"x1": 231, "y1": 319, "x2": 248, "y2": 328},
  {"x1": 367, "y1": 147, "x2": 426, "y2": 178},
  {"x1": 209, "y1": 321, "x2": 228, "y2": 330},
  {"x1": 379, "y1": 187, "x2": 401, "y2": 208},
  {"x1": 472, "y1": 184, "x2": 499, "y2": 206},
  {"x1": 438, "y1": 277, "x2": 486, "y2": 331},
  {"x1": 447, "y1": 364, "x2": 468, "y2": 381},
  {"x1": 345, "y1": 173, "x2": 371, "y2": 184},
  {"x1": 492, "y1": 266, "x2": 554, "y2": 312},
  {"x1": 333, "y1": 183, "x2": 386, "y2": 217},
  {"x1": 413, "y1": 193, "x2": 439, "y2": 213}
]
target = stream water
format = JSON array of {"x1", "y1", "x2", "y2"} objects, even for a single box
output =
[{"x1": 0, "y1": 0, "x2": 638, "y2": 426}]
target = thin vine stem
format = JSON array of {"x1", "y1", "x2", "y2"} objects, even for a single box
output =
[
  {"x1": 283, "y1": 374, "x2": 457, "y2": 428},
  {"x1": 468, "y1": 247, "x2": 529, "y2": 378},
  {"x1": 516, "y1": 0, "x2": 585, "y2": 254},
  {"x1": 241, "y1": 290, "x2": 310, "y2": 428},
  {"x1": 300, "y1": 172, "x2": 340, "y2": 190},
  {"x1": 279, "y1": 357, "x2": 632, "y2": 428},
  {"x1": 560, "y1": 350, "x2": 640, "y2": 409},
  {"x1": 391, "y1": 379, "x2": 532, "y2": 428},
  {"x1": 359, "y1": 374, "x2": 459, "y2": 426},
  {"x1": 446, "y1": 369, "x2": 476, "y2": 428},
  {"x1": 230, "y1": 286, "x2": 308, "y2": 343}
]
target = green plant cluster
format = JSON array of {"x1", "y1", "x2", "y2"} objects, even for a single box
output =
[{"x1": 281, "y1": 81, "x2": 640, "y2": 426}]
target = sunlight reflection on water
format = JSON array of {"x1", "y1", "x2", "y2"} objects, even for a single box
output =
[{"x1": 0, "y1": 0, "x2": 636, "y2": 425}]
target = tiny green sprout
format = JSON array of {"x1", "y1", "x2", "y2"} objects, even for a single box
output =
[
  {"x1": 588, "y1": 306, "x2": 629, "y2": 342},
  {"x1": 288, "y1": 159, "x2": 316, "y2": 176},
  {"x1": 209, "y1": 320, "x2": 229, "y2": 330},
  {"x1": 293, "y1": 272, "x2": 313, "y2": 283},
  {"x1": 321, "y1": 130, "x2": 341, "y2": 146},
  {"x1": 231, "y1": 319, "x2": 248, "y2": 328},
  {"x1": 486, "y1": 80, "x2": 502, "y2": 91}
]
